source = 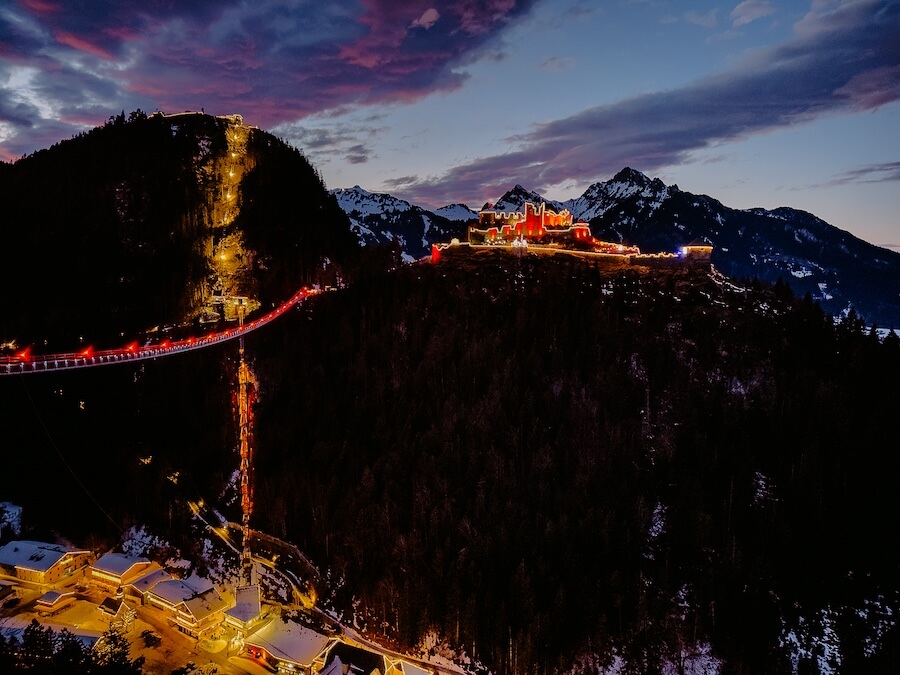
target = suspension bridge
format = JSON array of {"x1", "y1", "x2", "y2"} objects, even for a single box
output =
[{"x1": 0, "y1": 286, "x2": 319, "y2": 375}]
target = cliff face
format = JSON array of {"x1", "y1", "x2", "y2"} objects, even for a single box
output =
[{"x1": 0, "y1": 111, "x2": 356, "y2": 349}]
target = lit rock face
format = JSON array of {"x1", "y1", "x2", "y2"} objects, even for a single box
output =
[{"x1": 202, "y1": 119, "x2": 260, "y2": 322}]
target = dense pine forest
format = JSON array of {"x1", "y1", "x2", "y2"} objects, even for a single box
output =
[
  {"x1": 3, "y1": 250, "x2": 900, "y2": 673},
  {"x1": 2, "y1": 114, "x2": 900, "y2": 674},
  {"x1": 242, "y1": 251, "x2": 900, "y2": 674}
]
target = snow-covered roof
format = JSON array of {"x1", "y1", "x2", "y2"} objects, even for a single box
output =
[
  {"x1": 151, "y1": 579, "x2": 196, "y2": 605},
  {"x1": 37, "y1": 590, "x2": 73, "y2": 606},
  {"x1": 92, "y1": 552, "x2": 150, "y2": 576},
  {"x1": 128, "y1": 566, "x2": 170, "y2": 594},
  {"x1": 401, "y1": 662, "x2": 432, "y2": 675},
  {"x1": 183, "y1": 587, "x2": 229, "y2": 621},
  {"x1": 326, "y1": 642, "x2": 385, "y2": 675},
  {"x1": 246, "y1": 618, "x2": 332, "y2": 667},
  {"x1": 320, "y1": 655, "x2": 343, "y2": 675},
  {"x1": 181, "y1": 572, "x2": 214, "y2": 594},
  {"x1": 226, "y1": 585, "x2": 261, "y2": 624},
  {"x1": 149, "y1": 577, "x2": 228, "y2": 621},
  {"x1": 0, "y1": 541, "x2": 88, "y2": 572}
]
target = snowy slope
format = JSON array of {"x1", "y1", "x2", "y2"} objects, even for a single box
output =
[
  {"x1": 332, "y1": 170, "x2": 900, "y2": 326},
  {"x1": 330, "y1": 186, "x2": 468, "y2": 260}
]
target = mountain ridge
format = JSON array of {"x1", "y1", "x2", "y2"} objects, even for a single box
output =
[{"x1": 332, "y1": 168, "x2": 900, "y2": 326}]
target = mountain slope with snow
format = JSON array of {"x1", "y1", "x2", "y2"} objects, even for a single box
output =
[
  {"x1": 334, "y1": 169, "x2": 900, "y2": 326},
  {"x1": 330, "y1": 186, "x2": 467, "y2": 260}
]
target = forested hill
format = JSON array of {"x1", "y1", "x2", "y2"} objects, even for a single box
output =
[
  {"x1": 3, "y1": 113, "x2": 900, "y2": 674},
  {"x1": 0, "y1": 111, "x2": 357, "y2": 351},
  {"x1": 2, "y1": 248, "x2": 899, "y2": 671},
  {"x1": 247, "y1": 251, "x2": 900, "y2": 674}
]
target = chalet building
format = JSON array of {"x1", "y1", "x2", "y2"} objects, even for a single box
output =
[
  {"x1": 35, "y1": 589, "x2": 76, "y2": 614},
  {"x1": 224, "y1": 584, "x2": 265, "y2": 634},
  {"x1": 125, "y1": 566, "x2": 172, "y2": 602},
  {"x1": 244, "y1": 618, "x2": 335, "y2": 675},
  {"x1": 146, "y1": 577, "x2": 230, "y2": 637},
  {"x1": 98, "y1": 595, "x2": 137, "y2": 632},
  {"x1": 90, "y1": 553, "x2": 155, "y2": 591},
  {"x1": 0, "y1": 540, "x2": 92, "y2": 585}
]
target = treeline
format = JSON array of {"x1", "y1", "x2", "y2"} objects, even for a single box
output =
[
  {"x1": 0, "y1": 620, "x2": 144, "y2": 674},
  {"x1": 245, "y1": 253, "x2": 900, "y2": 674}
]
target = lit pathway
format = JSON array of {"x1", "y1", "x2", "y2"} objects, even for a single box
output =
[{"x1": 0, "y1": 287, "x2": 319, "y2": 375}]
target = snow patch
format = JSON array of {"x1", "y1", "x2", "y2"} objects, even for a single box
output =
[
  {"x1": 121, "y1": 525, "x2": 172, "y2": 559},
  {"x1": 780, "y1": 608, "x2": 842, "y2": 675},
  {"x1": 752, "y1": 471, "x2": 776, "y2": 506},
  {"x1": 414, "y1": 629, "x2": 483, "y2": 674},
  {"x1": 0, "y1": 502, "x2": 23, "y2": 537},
  {"x1": 662, "y1": 643, "x2": 721, "y2": 675}
]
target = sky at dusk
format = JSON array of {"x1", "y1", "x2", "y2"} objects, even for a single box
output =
[{"x1": 1, "y1": 0, "x2": 898, "y2": 247}]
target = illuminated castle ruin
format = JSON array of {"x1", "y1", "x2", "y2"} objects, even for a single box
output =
[{"x1": 469, "y1": 202, "x2": 640, "y2": 254}]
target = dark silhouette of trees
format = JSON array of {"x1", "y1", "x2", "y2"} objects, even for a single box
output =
[{"x1": 0, "y1": 620, "x2": 144, "y2": 674}]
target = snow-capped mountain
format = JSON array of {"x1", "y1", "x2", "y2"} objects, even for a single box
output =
[
  {"x1": 483, "y1": 184, "x2": 565, "y2": 214},
  {"x1": 332, "y1": 169, "x2": 900, "y2": 326},
  {"x1": 555, "y1": 168, "x2": 900, "y2": 327},
  {"x1": 330, "y1": 186, "x2": 467, "y2": 261},
  {"x1": 563, "y1": 167, "x2": 676, "y2": 223},
  {"x1": 434, "y1": 203, "x2": 478, "y2": 222}
]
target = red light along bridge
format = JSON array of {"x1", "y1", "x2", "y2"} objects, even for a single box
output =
[{"x1": 0, "y1": 287, "x2": 319, "y2": 375}]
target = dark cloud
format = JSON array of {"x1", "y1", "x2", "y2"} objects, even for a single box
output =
[
  {"x1": 398, "y1": 0, "x2": 900, "y2": 207},
  {"x1": 1, "y1": 0, "x2": 536, "y2": 157},
  {"x1": 383, "y1": 175, "x2": 421, "y2": 190},
  {"x1": 270, "y1": 118, "x2": 386, "y2": 170},
  {"x1": 824, "y1": 162, "x2": 900, "y2": 186},
  {"x1": 344, "y1": 144, "x2": 372, "y2": 164}
]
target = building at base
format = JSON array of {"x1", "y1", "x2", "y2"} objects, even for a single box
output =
[{"x1": 0, "y1": 541, "x2": 92, "y2": 586}]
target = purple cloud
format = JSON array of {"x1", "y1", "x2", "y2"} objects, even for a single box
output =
[
  {"x1": 0, "y1": 0, "x2": 537, "y2": 159},
  {"x1": 410, "y1": 8, "x2": 441, "y2": 29},
  {"x1": 396, "y1": 0, "x2": 900, "y2": 207}
]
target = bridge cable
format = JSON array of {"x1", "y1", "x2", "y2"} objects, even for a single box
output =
[{"x1": 19, "y1": 376, "x2": 124, "y2": 533}]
